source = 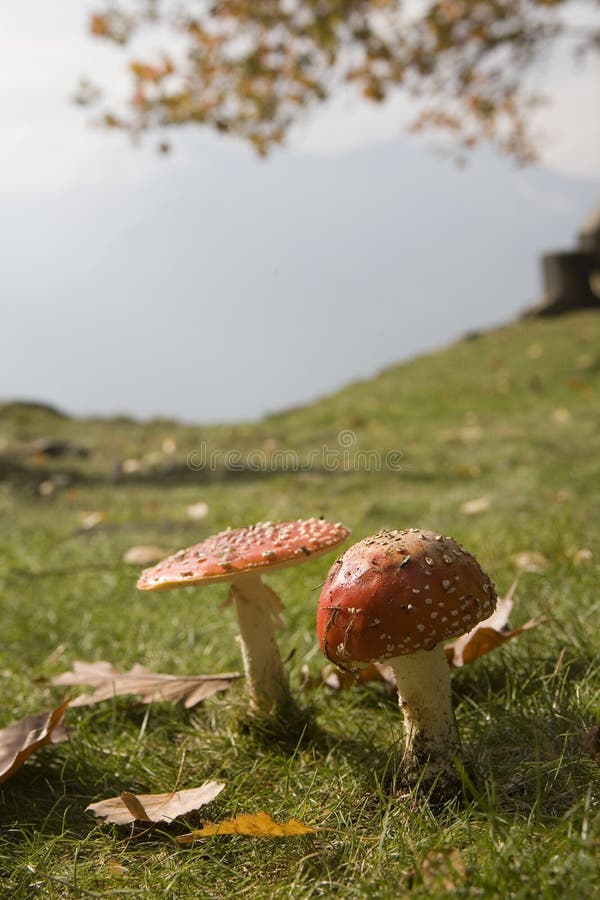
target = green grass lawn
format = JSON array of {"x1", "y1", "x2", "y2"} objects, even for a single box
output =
[{"x1": 1, "y1": 311, "x2": 599, "y2": 898}]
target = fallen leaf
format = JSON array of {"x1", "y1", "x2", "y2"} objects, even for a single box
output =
[
  {"x1": 565, "y1": 547, "x2": 593, "y2": 565},
  {"x1": 421, "y1": 848, "x2": 466, "y2": 890},
  {"x1": 105, "y1": 863, "x2": 128, "y2": 877},
  {"x1": 77, "y1": 510, "x2": 105, "y2": 530},
  {"x1": 123, "y1": 545, "x2": 169, "y2": 565},
  {"x1": 87, "y1": 781, "x2": 225, "y2": 825},
  {"x1": 454, "y1": 463, "x2": 481, "y2": 478},
  {"x1": 460, "y1": 496, "x2": 491, "y2": 515},
  {"x1": 513, "y1": 551, "x2": 549, "y2": 573},
  {"x1": 551, "y1": 407, "x2": 572, "y2": 424},
  {"x1": 178, "y1": 811, "x2": 316, "y2": 841},
  {"x1": 303, "y1": 662, "x2": 395, "y2": 694},
  {"x1": 0, "y1": 700, "x2": 70, "y2": 783},
  {"x1": 120, "y1": 458, "x2": 143, "y2": 474},
  {"x1": 186, "y1": 502, "x2": 209, "y2": 520},
  {"x1": 582, "y1": 724, "x2": 600, "y2": 763},
  {"x1": 445, "y1": 580, "x2": 541, "y2": 668},
  {"x1": 50, "y1": 661, "x2": 241, "y2": 708}
]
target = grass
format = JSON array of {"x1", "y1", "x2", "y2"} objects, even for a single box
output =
[{"x1": 1, "y1": 310, "x2": 599, "y2": 898}]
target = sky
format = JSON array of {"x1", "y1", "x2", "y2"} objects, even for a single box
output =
[{"x1": 1, "y1": 2, "x2": 599, "y2": 423}]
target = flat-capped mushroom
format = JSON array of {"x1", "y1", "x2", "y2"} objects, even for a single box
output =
[
  {"x1": 317, "y1": 528, "x2": 496, "y2": 788},
  {"x1": 138, "y1": 518, "x2": 350, "y2": 715}
]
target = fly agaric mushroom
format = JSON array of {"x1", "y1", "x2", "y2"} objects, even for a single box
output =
[
  {"x1": 138, "y1": 518, "x2": 350, "y2": 715},
  {"x1": 317, "y1": 528, "x2": 496, "y2": 787}
]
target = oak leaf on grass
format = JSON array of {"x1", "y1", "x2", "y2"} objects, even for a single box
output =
[
  {"x1": 178, "y1": 811, "x2": 317, "y2": 841},
  {"x1": 123, "y1": 545, "x2": 169, "y2": 565},
  {"x1": 50, "y1": 660, "x2": 241, "y2": 708},
  {"x1": 445, "y1": 580, "x2": 540, "y2": 668},
  {"x1": 0, "y1": 699, "x2": 69, "y2": 784},
  {"x1": 87, "y1": 782, "x2": 225, "y2": 825}
]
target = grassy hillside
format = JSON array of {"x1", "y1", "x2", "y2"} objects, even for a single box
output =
[{"x1": 1, "y1": 311, "x2": 599, "y2": 897}]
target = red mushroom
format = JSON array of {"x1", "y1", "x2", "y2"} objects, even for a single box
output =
[
  {"x1": 138, "y1": 518, "x2": 350, "y2": 715},
  {"x1": 317, "y1": 529, "x2": 496, "y2": 787}
]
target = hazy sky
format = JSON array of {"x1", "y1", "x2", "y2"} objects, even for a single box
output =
[{"x1": 1, "y1": 2, "x2": 599, "y2": 422}]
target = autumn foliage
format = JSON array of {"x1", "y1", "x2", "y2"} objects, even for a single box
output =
[{"x1": 79, "y1": 0, "x2": 597, "y2": 161}]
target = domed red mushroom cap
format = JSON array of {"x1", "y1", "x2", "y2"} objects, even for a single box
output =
[
  {"x1": 138, "y1": 518, "x2": 350, "y2": 591},
  {"x1": 317, "y1": 528, "x2": 496, "y2": 665}
]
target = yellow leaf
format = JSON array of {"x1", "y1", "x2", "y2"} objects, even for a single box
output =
[{"x1": 178, "y1": 811, "x2": 316, "y2": 841}]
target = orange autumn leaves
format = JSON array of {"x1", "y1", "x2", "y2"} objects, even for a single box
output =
[
  {"x1": 80, "y1": 0, "x2": 590, "y2": 163},
  {"x1": 178, "y1": 812, "x2": 316, "y2": 840}
]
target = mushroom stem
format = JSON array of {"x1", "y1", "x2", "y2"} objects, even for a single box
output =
[
  {"x1": 388, "y1": 644, "x2": 461, "y2": 784},
  {"x1": 230, "y1": 574, "x2": 290, "y2": 714}
]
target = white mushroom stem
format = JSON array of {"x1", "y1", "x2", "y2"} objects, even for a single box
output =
[
  {"x1": 230, "y1": 574, "x2": 290, "y2": 714},
  {"x1": 388, "y1": 644, "x2": 461, "y2": 782}
]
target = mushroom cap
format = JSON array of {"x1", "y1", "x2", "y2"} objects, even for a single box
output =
[
  {"x1": 137, "y1": 518, "x2": 350, "y2": 591},
  {"x1": 317, "y1": 528, "x2": 496, "y2": 664}
]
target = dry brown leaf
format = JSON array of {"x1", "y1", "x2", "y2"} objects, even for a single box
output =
[
  {"x1": 421, "y1": 848, "x2": 466, "y2": 890},
  {"x1": 445, "y1": 580, "x2": 540, "y2": 668},
  {"x1": 120, "y1": 458, "x2": 143, "y2": 474},
  {"x1": 51, "y1": 661, "x2": 241, "y2": 708},
  {"x1": 105, "y1": 863, "x2": 128, "y2": 877},
  {"x1": 565, "y1": 547, "x2": 593, "y2": 565},
  {"x1": 123, "y1": 545, "x2": 169, "y2": 565},
  {"x1": 186, "y1": 502, "x2": 209, "y2": 520},
  {"x1": 0, "y1": 699, "x2": 69, "y2": 784},
  {"x1": 314, "y1": 662, "x2": 395, "y2": 693},
  {"x1": 551, "y1": 407, "x2": 572, "y2": 424},
  {"x1": 460, "y1": 496, "x2": 491, "y2": 515},
  {"x1": 77, "y1": 510, "x2": 105, "y2": 530},
  {"x1": 178, "y1": 810, "x2": 316, "y2": 841},
  {"x1": 582, "y1": 724, "x2": 600, "y2": 763},
  {"x1": 87, "y1": 781, "x2": 225, "y2": 825},
  {"x1": 513, "y1": 551, "x2": 549, "y2": 572}
]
